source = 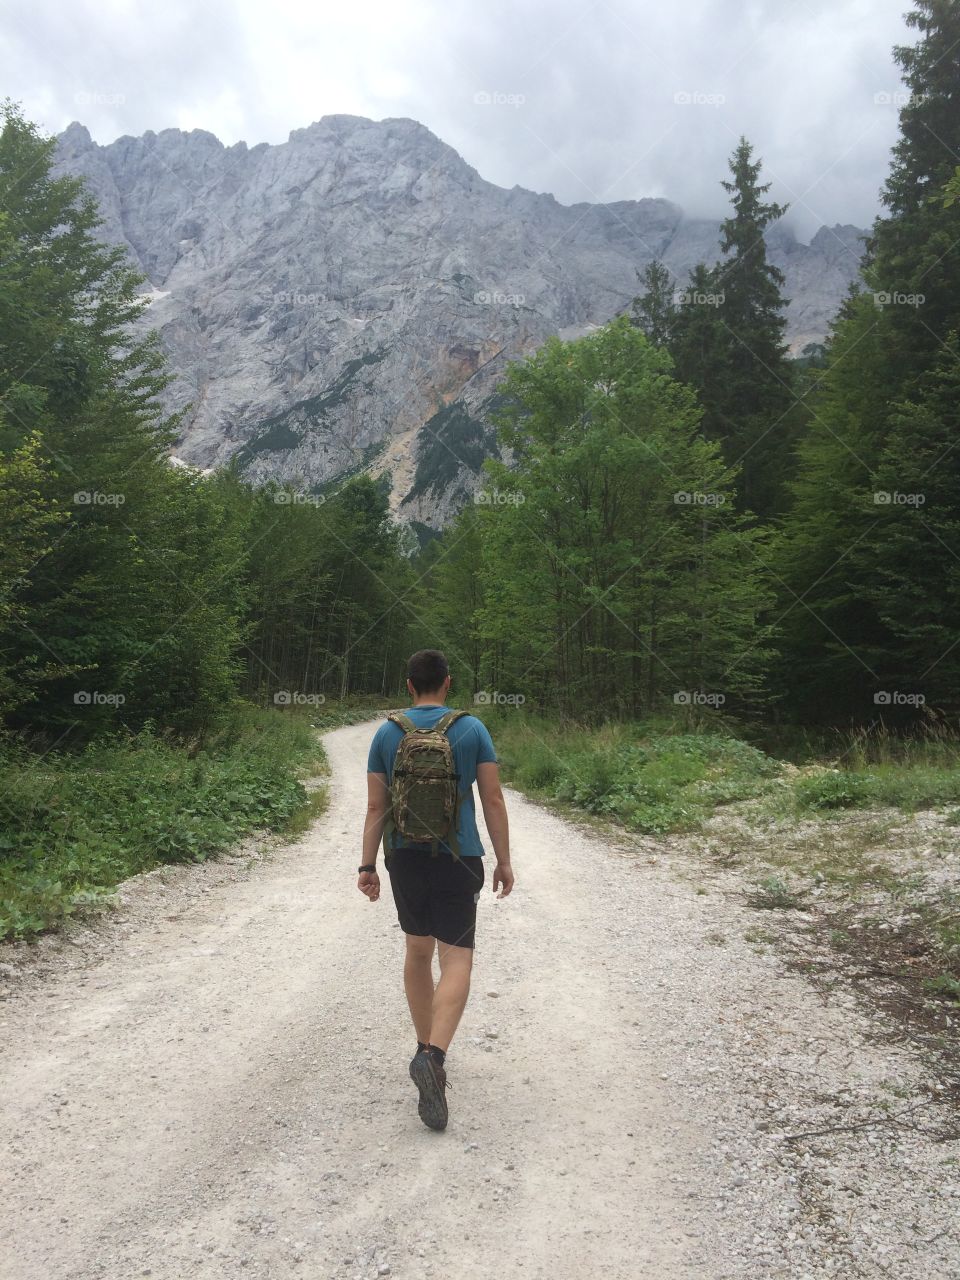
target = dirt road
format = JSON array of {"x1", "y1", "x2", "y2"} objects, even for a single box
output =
[{"x1": 1, "y1": 720, "x2": 955, "y2": 1279}]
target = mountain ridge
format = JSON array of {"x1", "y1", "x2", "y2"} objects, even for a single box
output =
[{"x1": 53, "y1": 114, "x2": 866, "y2": 529}]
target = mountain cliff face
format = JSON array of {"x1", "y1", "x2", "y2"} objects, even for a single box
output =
[{"x1": 53, "y1": 115, "x2": 866, "y2": 530}]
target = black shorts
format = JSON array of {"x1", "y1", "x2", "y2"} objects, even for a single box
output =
[{"x1": 386, "y1": 847, "x2": 485, "y2": 949}]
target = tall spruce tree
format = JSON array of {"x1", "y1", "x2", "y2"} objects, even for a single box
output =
[
  {"x1": 867, "y1": 0, "x2": 960, "y2": 397},
  {"x1": 670, "y1": 139, "x2": 796, "y2": 518},
  {"x1": 855, "y1": 336, "x2": 960, "y2": 711},
  {"x1": 630, "y1": 260, "x2": 677, "y2": 348},
  {"x1": 0, "y1": 104, "x2": 247, "y2": 737},
  {"x1": 774, "y1": 0, "x2": 960, "y2": 720}
]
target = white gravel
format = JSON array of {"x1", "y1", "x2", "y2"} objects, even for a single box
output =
[{"x1": 0, "y1": 719, "x2": 957, "y2": 1279}]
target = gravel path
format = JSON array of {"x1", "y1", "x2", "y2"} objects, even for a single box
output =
[{"x1": 1, "y1": 719, "x2": 957, "y2": 1279}]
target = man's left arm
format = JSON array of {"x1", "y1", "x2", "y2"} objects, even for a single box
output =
[{"x1": 358, "y1": 770, "x2": 390, "y2": 901}]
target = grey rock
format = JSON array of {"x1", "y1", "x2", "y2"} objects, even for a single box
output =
[{"x1": 53, "y1": 115, "x2": 866, "y2": 527}]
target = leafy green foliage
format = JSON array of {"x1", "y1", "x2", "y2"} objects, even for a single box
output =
[
  {"x1": 0, "y1": 430, "x2": 67, "y2": 717},
  {"x1": 240, "y1": 474, "x2": 414, "y2": 706},
  {"x1": 793, "y1": 770, "x2": 876, "y2": 810},
  {"x1": 427, "y1": 318, "x2": 774, "y2": 719},
  {"x1": 476, "y1": 709, "x2": 781, "y2": 834},
  {"x1": 0, "y1": 706, "x2": 321, "y2": 939},
  {"x1": 793, "y1": 760, "x2": 960, "y2": 813},
  {"x1": 923, "y1": 974, "x2": 960, "y2": 1002}
]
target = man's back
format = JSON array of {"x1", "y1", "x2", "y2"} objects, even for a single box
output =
[
  {"x1": 367, "y1": 706, "x2": 497, "y2": 857},
  {"x1": 357, "y1": 649, "x2": 513, "y2": 1133}
]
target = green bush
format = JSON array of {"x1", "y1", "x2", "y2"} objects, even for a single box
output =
[
  {"x1": 475, "y1": 711, "x2": 782, "y2": 835},
  {"x1": 793, "y1": 763, "x2": 960, "y2": 813},
  {"x1": 0, "y1": 705, "x2": 323, "y2": 940},
  {"x1": 793, "y1": 769, "x2": 876, "y2": 810}
]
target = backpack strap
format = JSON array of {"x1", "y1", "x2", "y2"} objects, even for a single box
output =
[
  {"x1": 435, "y1": 708, "x2": 469, "y2": 734},
  {"x1": 381, "y1": 712, "x2": 414, "y2": 861},
  {"x1": 437, "y1": 709, "x2": 469, "y2": 858},
  {"x1": 387, "y1": 711, "x2": 417, "y2": 734}
]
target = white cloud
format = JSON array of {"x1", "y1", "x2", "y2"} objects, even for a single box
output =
[{"x1": 3, "y1": 0, "x2": 912, "y2": 237}]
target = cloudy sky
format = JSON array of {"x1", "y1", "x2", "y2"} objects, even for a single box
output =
[{"x1": 5, "y1": 0, "x2": 913, "y2": 239}]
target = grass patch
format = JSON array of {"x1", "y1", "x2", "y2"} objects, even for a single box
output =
[
  {"x1": 777, "y1": 721, "x2": 960, "y2": 816},
  {"x1": 472, "y1": 710, "x2": 782, "y2": 835},
  {"x1": 746, "y1": 875, "x2": 809, "y2": 911},
  {"x1": 0, "y1": 704, "x2": 325, "y2": 940},
  {"x1": 923, "y1": 974, "x2": 960, "y2": 1003},
  {"x1": 793, "y1": 763, "x2": 960, "y2": 814},
  {"x1": 304, "y1": 693, "x2": 397, "y2": 730}
]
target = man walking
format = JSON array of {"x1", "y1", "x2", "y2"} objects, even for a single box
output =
[{"x1": 357, "y1": 649, "x2": 514, "y2": 1131}]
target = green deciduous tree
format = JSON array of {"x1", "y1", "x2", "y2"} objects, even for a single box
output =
[
  {"x1": 0, "y1": 429, "x2": 68, "y2": 720},
  {"x1": 440, "y1": 318, "x2": 773, "y2": 718}
]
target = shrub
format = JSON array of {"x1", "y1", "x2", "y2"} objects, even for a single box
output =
[{"x1": 0, "y1": 706, "x2": 323, "y2": 940}]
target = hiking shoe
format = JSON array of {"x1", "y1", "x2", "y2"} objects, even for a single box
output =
[{"x1": 409, "y1": 1049, "x2": 449, "y2": 1131}]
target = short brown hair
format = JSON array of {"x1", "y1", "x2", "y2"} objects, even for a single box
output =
[{"x1": 407, "y1": 649, "x2": 449, "y2": 694}]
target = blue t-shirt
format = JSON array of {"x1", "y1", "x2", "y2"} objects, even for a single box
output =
[{"x1": 367, "y1": 705, "x2": 497, "y2": 857}]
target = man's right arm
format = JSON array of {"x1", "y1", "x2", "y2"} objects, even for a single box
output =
[{"x1": 476, "y1": 762, "x2": 514, "y2": 897}]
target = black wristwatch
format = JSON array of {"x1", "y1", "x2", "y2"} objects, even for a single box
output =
[{"x1": 358, "y1": 863, "x2": 377, "y2": 874}]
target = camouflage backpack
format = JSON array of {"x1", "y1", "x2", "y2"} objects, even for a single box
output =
[{"x1": 382, "y1": 709, "x2": 469, "y2": 861}]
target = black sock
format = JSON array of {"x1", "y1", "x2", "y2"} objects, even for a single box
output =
[
  {"x1": 417, "y1": 1040, "x2": 428, "y2": 1054},
  {"x1": 427, "y1": 1043, "x2": 446, "y2": 1067}
]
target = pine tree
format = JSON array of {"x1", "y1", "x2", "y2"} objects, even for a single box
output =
[
  {"x1": 855, "y1": 336, "x2": 960, "y2": 712},
  {"x1": 866, "y1": 0, "x2": 960, "y2": 397},
  {"x1": 0, "y1": 103, "x2": 249, "y2": 738},
  {"x1": 630, "y1": 260, "x2": 677, "y2": 347},
  {"x1": 774, "y1": 0, "x2": 960, "y2": 720},
  {"x1": 670, "y1": 139, "x2": 796, "y2": 518}
]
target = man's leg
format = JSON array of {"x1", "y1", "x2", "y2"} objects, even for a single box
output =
[
  {"x1": 428, "y1": 941, "x2": 474, "y2": 1052},
  {"x1": 403, "y1": 933, "x2": 436, "y2": 1045}
]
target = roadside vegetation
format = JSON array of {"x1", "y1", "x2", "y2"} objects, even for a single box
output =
[
  {"x1": 0, "y1": 697, "x2": 393, "y2": 941},
  {"x1": 476, "y1": 704, "x2": 960, "y2": 1040}
]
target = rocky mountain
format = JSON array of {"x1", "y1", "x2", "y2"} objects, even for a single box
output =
[{"x1": 53, "y1": 115, "x2": 866, "y2": 531}]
